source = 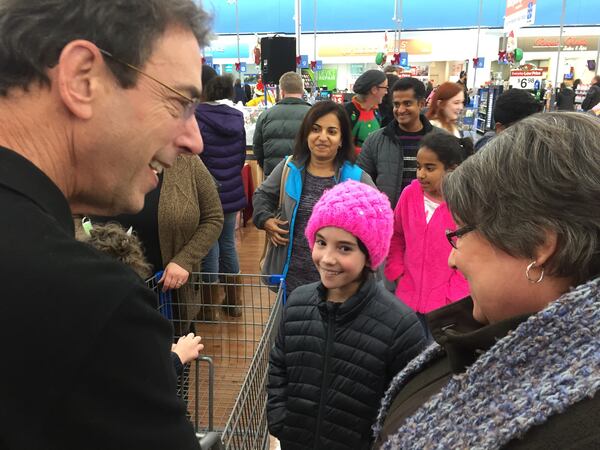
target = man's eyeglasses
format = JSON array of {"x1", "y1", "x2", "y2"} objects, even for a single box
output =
[
  {"x1": 446, "y1": 225, "x2": 474, "y2": 249},
  {"x1": 98, "y1": 48, "x2": 200, "y2": 119}
]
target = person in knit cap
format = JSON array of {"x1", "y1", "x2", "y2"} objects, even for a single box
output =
[
  {"x1": 344, "y1": 69, "x2": 388, "y2": 153},
  {"x1": 267, "y1": 180, "x2": 425, "y2": 450}
]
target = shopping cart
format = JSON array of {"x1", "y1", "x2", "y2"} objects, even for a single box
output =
[{"x1": 146, "y1": 272, "x2": 285, "y2": 450}]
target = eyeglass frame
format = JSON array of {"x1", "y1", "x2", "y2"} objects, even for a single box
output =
[
  {"x1": 446, "y1": 225, "x2": 475, "y2": 249},
  {"x1": 376, "y1": 84, "x2": 389, "y2": 92},
  {"x1": 97, "y1": 48, "x2": 201, "y2": 119}
]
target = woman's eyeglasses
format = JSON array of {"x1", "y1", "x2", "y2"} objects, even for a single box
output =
[{"x1": 445, "y1": 225, "x2": 474, "y2": 249}]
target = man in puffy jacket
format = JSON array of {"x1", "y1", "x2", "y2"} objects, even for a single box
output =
[
  {"x1": 253, "y1": 72, "x2": 311, "y2": 177},
  {"x1": 581, "y1": 75, "x2": 600, "y2": 111}
]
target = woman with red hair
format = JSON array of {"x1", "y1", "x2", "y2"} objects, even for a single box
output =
[{"x1": 426, "y1": 82, "x2": 465, "y2": 137}]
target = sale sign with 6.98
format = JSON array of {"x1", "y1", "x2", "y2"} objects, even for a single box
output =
[{"x1": 509, "y1": 69, "x2": 544, "y2": 90}]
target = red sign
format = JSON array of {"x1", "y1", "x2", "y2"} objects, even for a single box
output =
[
  {"x1": 510, "y1": 70, "x2": 544, "y2": 77},
  {"x1": 331, "y1": 94, "x2": 344, "y2": 104},
  {"x1": 533, "y1": 37, "x2": 589, "y2": 49}
]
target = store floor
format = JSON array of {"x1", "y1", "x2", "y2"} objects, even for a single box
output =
[{"x1": 237, "y1": 224, "x2": 281, "y2": 450}]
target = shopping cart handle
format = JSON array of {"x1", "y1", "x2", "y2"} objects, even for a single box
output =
[{"x1": 267, "y1": 274, "x2": 285, "y2": 285}]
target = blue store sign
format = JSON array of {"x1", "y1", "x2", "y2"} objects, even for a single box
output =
[{"x1": 205, "y1": 43, "x2": 250, "y2": 59}]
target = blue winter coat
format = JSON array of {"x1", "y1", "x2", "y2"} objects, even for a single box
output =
[{"x1": 195, "y1": 102, "x2": 247, "y2": 214}]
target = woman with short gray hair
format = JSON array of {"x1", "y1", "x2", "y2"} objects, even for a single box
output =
[{"x1": 373, "y1": 112, "x2": 600, "y2": 449}]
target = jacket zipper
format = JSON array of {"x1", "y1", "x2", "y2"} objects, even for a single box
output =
[{"x1": 313, "y1": 306, "x2": 336, "y2": 448}]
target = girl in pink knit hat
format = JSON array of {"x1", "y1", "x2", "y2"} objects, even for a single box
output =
[{"x1": 267, "y1": 180, "x2": 425, "y2": 450}]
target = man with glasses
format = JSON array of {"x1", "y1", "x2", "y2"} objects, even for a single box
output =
[
  {"x1": 344, "y1": 69, "x2": 388, "y2": 153},
  {"x1": 0, "y1": 1, "x2": 210, "y2": 449}
]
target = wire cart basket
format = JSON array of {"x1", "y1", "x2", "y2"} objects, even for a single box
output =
[{"x1": 146, "y1": 272, "x2": 284, "y2": 450}]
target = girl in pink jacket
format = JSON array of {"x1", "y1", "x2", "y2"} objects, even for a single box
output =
[{"x1": 385, "y1": 132, "x2": 472, "y2": 337}]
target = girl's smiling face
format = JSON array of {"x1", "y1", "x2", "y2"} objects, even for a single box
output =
[
  {"x1": 416, "y1": 146, "x2": 449, "y2": 200},
  {"x1": 312, "y1": 227, "x2": 368, "y2": 302}
]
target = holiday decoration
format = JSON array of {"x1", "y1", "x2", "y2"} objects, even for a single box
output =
[
  {"x1": 375, "y1": 52, "x2": 387, "y2": 66},
  {"x1": 513, "y1": 48, "x2": 523, "y2": 63},
  {"x1": 296, "y1": 56, "x2": 301, "y2": 67},
  {"x1": 310, "y1": 60, "x2": 317, "y2": 70},
  {"x1": 235, "y1": 62, "x2": 241, "y2": 72},
  {"x1": 253, "y1": 39, "x2": 261, "y2": 65}
]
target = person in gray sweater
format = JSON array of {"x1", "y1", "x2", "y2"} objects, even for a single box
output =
[{"x1": 252, "y1": 72, "x2": 311, "y2": 177}]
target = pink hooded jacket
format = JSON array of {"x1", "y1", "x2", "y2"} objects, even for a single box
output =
[{"x1": 384, "y1": 180, "x2": 470, "y2": 313}]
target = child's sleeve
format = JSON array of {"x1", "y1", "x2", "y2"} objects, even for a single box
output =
[
  {"x1": 266, "y1": 308, "x2": 288, "y2": 438},
  {"x1": 384, "y1": 199, "x2": 407, "y2": 282},
  {"x1": 388, "y1": 311, "x2": 427, "y2": 378},
  {"x1": 170, "y1": 351, "x2": 184, "y2": 378}
]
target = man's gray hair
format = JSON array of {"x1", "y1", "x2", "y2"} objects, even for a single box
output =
[
  {"x1": 279, "y1": 71, "x2": 304, "y2": 95},
  {"x1": 444, "y1": 112, "x2": 600, "y2": 284},
  {"x1": 0, "y1": 0, "x2": 212, "y2": 96}
]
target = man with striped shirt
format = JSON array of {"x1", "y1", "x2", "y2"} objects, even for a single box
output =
[{"x1": 357, "y1": 77, "x2": 435, "y2": 209}]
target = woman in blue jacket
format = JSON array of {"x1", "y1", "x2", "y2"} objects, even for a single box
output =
[
  {"x1": 252, "y1": 101, "x2": 374, "y2": 293},
  {"x1": 196, "y1": 75, "x2": 247, "y2": 316}
]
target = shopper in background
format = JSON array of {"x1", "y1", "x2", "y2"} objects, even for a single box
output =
[
  {"x1": 357, "y1": 77, "x2": 435, "y2": 209},
  {"x1": 253, "y1": 71, "x2": 311, "y2": 177},
  {"x1": 426, "y1": 81, "x2": 465, "y2": 137},
  {"x1": 102, "y1": 154, "x2": 224, "y2": 330},
  {"x1": 196, "y1": 75, "x2": 247, "y2": 317},
  {"x1": 556, "y1": 82, "x2": 576, "y2": 111},
  {"x1": 474, "y1": 88, "x2": 541, "y2": 151},
  {"x1": 233, "y1": 78, "x2": 247, "y2": 105},
  {"x1": 374, "y1": 112, "x2": 600, "y2": 449},
  {"x1": 425, "y1": 80, "x2": 434, "y2": 100},
  {"x1": 244, "y1": 82, "x2": 253, "y2": 103},
  {"x1": 457, "y1": 70, "x2": 470, "y2": 106},
  {"x1": 344, "y1": 69, "x2": 387, "y2": 153},
  {"x1": 0, "y1": 0, "x2": 211, "y2": 448},
  {"x1": 253, "y1": 101, "x2": 374, "y2": 293},
  {"x1": 268, "y1": 181, "x2": 425, "y2": 450},
  {"x1": 380, "y1": 72, "x2": 401, "y2": 127},
  {"x1": 385, "y1": 132, "x2": 472, "y2": 340},
  {"x1": 581, "y1": 75, "x2": 600, "y2": 111}
]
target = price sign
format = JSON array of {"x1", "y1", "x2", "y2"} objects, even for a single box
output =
[{"x1": 509, "y1": 69, "x2": 544, "y2": 90}]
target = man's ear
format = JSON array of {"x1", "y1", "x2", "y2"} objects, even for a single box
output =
[{"x1": 55, "y1": 40, "x2": 105, "y2": 120}]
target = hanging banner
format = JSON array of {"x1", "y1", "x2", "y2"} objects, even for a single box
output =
[
  {"x1": 509, "y1": 69, "x2": 545, "y2": 89},
  {"x1": 504, "y1": 0, "x2": 536, "y2": 31}
]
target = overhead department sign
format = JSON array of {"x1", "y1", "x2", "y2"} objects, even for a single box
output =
[{"x1": 504, "y1": 0, "x2": 536, "y2": 31}]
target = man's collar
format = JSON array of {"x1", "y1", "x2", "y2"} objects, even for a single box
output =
[
  {"x1": 384, "y1": 114, "x2": 432, "y2": 137},
  {"x1": 278, "y1": 96, "x2": 310, "y2": 106},
  {"x1": 0, "y1": 147, "x2": 74, "y2": 235}
]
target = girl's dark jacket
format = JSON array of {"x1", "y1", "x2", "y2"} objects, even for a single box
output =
[{"x1": 267, "y1": 275, "x2": 426, "y2": 450}]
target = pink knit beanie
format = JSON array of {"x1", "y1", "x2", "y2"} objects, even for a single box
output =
[{"x1": 305, "y1": 180, "x2": 393, "y2": 269}]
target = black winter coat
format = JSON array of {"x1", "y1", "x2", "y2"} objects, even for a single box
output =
[
  {"x1": 581, "y1": 83, "x2": 600, "y2": 111},
  {"x1": 0, "y1": 148, "x2": 199, "y2": 449},
  {"x1": 267, "y1": 276, "x2": 426, "y2": 450}
]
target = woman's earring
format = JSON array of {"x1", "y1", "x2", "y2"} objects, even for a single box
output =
[{"x1": 525, "y1": 260, "x2": 544, "y2": 284}]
